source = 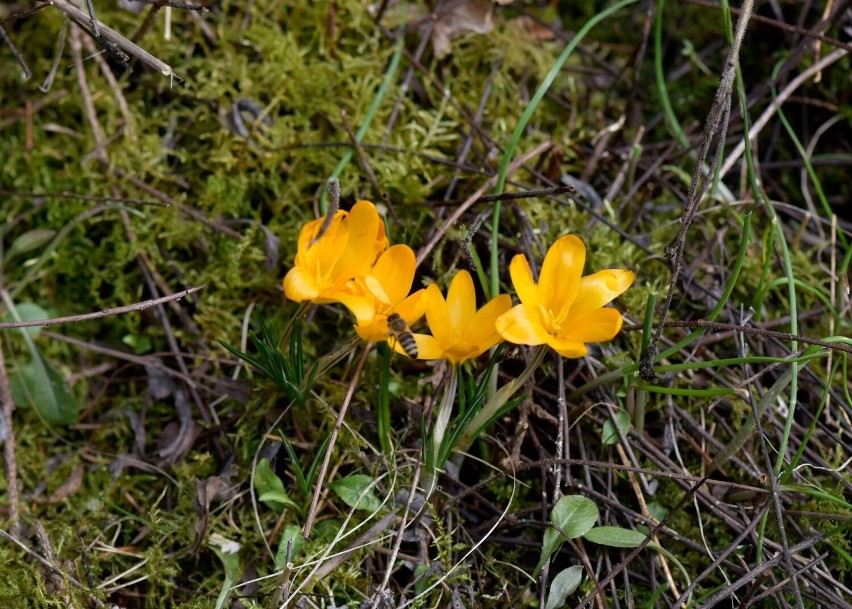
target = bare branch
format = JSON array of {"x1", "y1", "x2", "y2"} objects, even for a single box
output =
[
  {"x1": 53, "y1": 0, "x2": 175, "y2": 78},
  {"x1": 0, "y1": 286, "x2": 206, "y2": 331}
]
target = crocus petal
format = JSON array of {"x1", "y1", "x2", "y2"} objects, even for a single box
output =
[
  {"x1": 559, "y1": 307, "x2": 624, "y2": 343},
  {"x1": 283, "y1": 267, "x2": 320, "y2": 302},
  {"x1": 356, "y1": 323, "x2": 387, "y2": 343},
  {"x1": 363, "y1": 275, "x2": 391, "y2": 304},
  {"x1": 495, "y1": 304, "x2": 550, "y2": 346},
  {"x1": 444, "y1": 341, "x2": 481, "y2": 364},
  {"x1": 445, "y1": 270, "x2": 476, "y2": 331},
  {"x1": 395, "y1": 290, "x2": 426, "y2": 325},
  {"x1": 334, "y1": 291, "x2": 376, "y2": 326},
  {"x1": 570, "y1": 269, "x2": 635, "y2": 317},
  {"x1": 408, "y1": 334, "x2": 444, "y2": 360},
  {"x1": 424, "y1": 283, "x2": 454, "y2": 348},
  {"x1": 509, "y1": 254, "x2": 539, "y2": 307},
  {"x1": 352, "y1": 199, "x2": 389, "y2": 259},
  {"x1": 368, "y1": 244, "x2": 416, "y2": 304},
  {"x1": 463, "y1": 294, "x2": 512, "y2": 351},
  {"x1": 333, "y1": 201, "x2": 384, "y2": 277},
  {"x1": 296, "y1": 211, "x2": 343, "y2": 254},
  {"x1": 310, "y1": 216, "x2": 350, "y2": 276},
  {"x1": 539, "y1": 235, "x2": 584, "y2": 313},
  {"x1": 545, "y1": 336, "x2": 589, "y2": 359}
]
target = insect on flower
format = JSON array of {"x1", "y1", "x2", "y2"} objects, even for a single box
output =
[{"x1": 386, "y1": 313, "x2": 418, "y2": 358}]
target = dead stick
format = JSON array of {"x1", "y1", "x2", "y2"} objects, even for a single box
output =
[
  {"x1": 302, "y1": 343, "x2": 372, "y2": 539},
  {"x1": 0, "y1": 528, "x2": 106, "y2": 607},
  {"x1": 0, "y1": 342, "x2": 21, "y2": 539},
  {"x1": 369, "y1": 461, "x2": 423, "y2": 609},
  {"x1": 0, "y1": 285, "x2": 205, "y2": 330},
  {"x1": 640, "y1": 0, "x2": 753, "y2": 380},
  {"x1": 415, "y1": 140, "x2": 552, "y2": 267},
  {"x1": 53, "y1": 0, "x2": 175, "y2": 78}
]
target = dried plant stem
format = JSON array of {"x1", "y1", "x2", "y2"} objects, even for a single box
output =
[
  {"x1": 415, "y1": 140, "x2": 552, "y2": 267},
  {"x1": 53, "y1": 0, "x2": 175, "y2": 78},
  {"x1": 0, "y1": 24, "x2": 31, "y2": 79},
  {"x1": 83, "y1": 35, "x2": 137, "y2": 142},
  {"x1": 302, "y1": 343, "x2": 373, "y2": 539},
  {"x1": 616, "y1": 442, "x2": 680, "y2": 598},
  {"x1": 69, "y1": 25, "x2": 107, "y2": 165},
  {"x1": 719, "y1": 47, "x2": 848, "y2": 178},
  {"x1": 640, "y1": 0, "x2": 754, "y2": 379},
  {"x1": 368, "y1": 461, "x2": 422, "y2": 609},
  {"x1": 0, "y1": 286, "x2": 205, "y2": 330},
  {"x1": 0, "y1": 528, "x2": 106, "y2": 607},
  {"x1": 0, "y1": 342, "x2": 21, "y2": 539},
  {"x1": 636, "y1": 319, "x2": 852, "y2": 356}
]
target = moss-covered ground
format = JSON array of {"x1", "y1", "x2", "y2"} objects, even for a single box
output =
[{"x1": 1, "y1": 1, "x2": 851, "y2": 607}]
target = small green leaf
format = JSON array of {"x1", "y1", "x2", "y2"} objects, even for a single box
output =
[
  {"x1": 255, "y1": 459, "x2": 297, "y2": 512},
  {"x1": 545, "y1": 565, "x2": 584, "y2": 609},
  {"x1": 552, "y1": 495, "x2": 599, "y2": 539},
  {"x1": 583, "y1": 526, "x2": 647, "y2": 548},
  {"x1": 534, "y1": 496, "x2": 599, "y2": 575},
  {"x1": 209, "y1": 533, "x2": 241, "y2": 609},
  {"x1": 329, "y1": 474, "x2": 381, "y2": 512},
  {"x1": 601, "y1": 410, "x2": 631, "y2": 445},
  {"x1": 3, "y1": 302, "x2": 49, "y2": 338},
  {"x1": 10, "y1": 356, "x2": 79, "y2": 425},
  {"x1": 122, "y1": 333, "x2": 152, "y2": 354},
  {"x1": 6, "y1": 229, "x2": 56, "y2": 261},
  {"x1": 258, "y1": 490, "x2": 299, "y2": 510},
  {"x1": 209, "y1": 533, "x2": 242, "y2": 581},
  {"x1": 274, "y1": 525, "x2": 304, "y2": 570}
]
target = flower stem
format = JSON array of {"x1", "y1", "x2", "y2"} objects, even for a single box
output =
[
  {"x1": 452, "y1": 345, "x2": 548, "y2": 466},
  {"x1": 421, "y1": 367, "x2": 458, "y2": 500}
]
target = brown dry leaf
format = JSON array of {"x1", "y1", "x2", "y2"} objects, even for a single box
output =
[
  {"x1": 430, "y1": 0, "x2": 495, "y2": 59},
  {"x1": 45, "y1": 465, "x2": 85, "y2": 503},
  {"x1": 156, "y1": 389, "x2": 199, "y2": 465},
  {"x1": 192, "y1": 463, "x2": 239, "y2": 553},
  {"x1": 507, "y1": 14, "x2": 556, "y2": 41}
]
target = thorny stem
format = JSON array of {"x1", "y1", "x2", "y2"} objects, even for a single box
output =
[{"x1": 302, "y1": 342, "x2": 372, "y2": 539}]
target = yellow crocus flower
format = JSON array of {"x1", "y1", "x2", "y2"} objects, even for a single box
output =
[
  {"x1": 409, "y1": 270, "x2": 511, "y2": 364},
  {"x1": 496, "y1": 235, "x2": 634, "y2": 358},
  {"x1": 283, "y1": 200, "x2": 388, "y2": 304},
  {"x1": 333, "y1": 244, "x2": 425, "y2": 345}
]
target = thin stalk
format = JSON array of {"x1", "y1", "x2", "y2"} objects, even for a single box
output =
[
  {"x1": 490, "y1": 0, "x2": 640, "y2": 299},
  {"x1": 421, "y1": 368, "x2": 458, "y2": 500},
  {"x1": 321, "y1": 37, "x2": 404, "y2": 212},
  {"x1": 635, "y1": 291, "x2": 658, "y2": 435},
  {"x1": 377, "y1": 343, "x2": 393, "y2": 457},
  {"x1": 454, "y1": 345, "x2": 548, "y2": 458}
]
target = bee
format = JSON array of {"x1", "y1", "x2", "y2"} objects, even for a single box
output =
[{"x1": 386, "y1": 313, "x2": 418, "y2": 358}]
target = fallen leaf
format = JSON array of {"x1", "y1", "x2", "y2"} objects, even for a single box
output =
[
  {"x1": 193, "y1": 463, "x2": 239, "y2": 553},
  {"x1": 508, "y1": 15, "x2": 556, "y2": 41},
  {"x1": 45, "y1": 465, "x2": 85, "y2": 503},
  {"x1": 430, "y1": 0, "x2": 494, "y2": 59}
]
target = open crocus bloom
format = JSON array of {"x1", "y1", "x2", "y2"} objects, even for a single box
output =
[
  {"x1": 495, "y1": 235, "x2": 634, "y2": 358},
  {"x1": 409, "y1": 270, "x2": 512, "y2": 364},
  {"x1": 283, "y1": 200, "x2": 388, "y2": 304},
  {"x1": 333, "y1": 244, "x2": 425, "y2": 344}
]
